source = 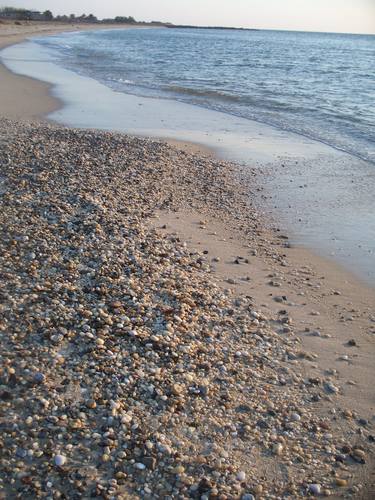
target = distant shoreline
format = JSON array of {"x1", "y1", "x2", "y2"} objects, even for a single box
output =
[{"x1": 166, "y1": 25, "x2": 259, "y2": 31}]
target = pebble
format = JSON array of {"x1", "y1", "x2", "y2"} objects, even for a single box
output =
[
  {"x1": 134, "y1": 463, "x2": 146, "y2": 470},
  {"x1": 339, "y1": 354, "x2": 349, "y2": 361},
  {"x1": 253, "y1": 485, "x2": 263, "y2": 494},
  {"x1": 54, "y1": 455, "x2": 66, "y2": 467},
  {"x1": 358, "y1": 418, "x2": 368, "y2": 426},
  {"x1": 335, "y1": 478, "x2": 348, "y2": 487},
  {"x1": 324, "y1": 382, "x2": 339, "y2": 394},
  {"x1": 274, "y1": 295, "x2": 287, "y2": 303},
  {"x1": 16, "y1": 448, "x2": 27, "y2": 458},
  {"x1": 352, "y1": 449, "x2": 366, "y2": 460},
  {"x1": 290, "y1": 412, "x2": 301, "y2": 422},
  {"x1": 308, "y1": 483, "x2": 321, "y2": 495},
  {"x1": 272, "y1": 443, "x2": 283, "y2": 455},
  {"x1": 33, "y1": 372, "x2": 45, "y2": 383},
  {"x1": 237, "y1": 471, "x2": 246, "y2": 481},
  {"x1": 172, "y1": 383, "x2": 184, "y2": 395}
]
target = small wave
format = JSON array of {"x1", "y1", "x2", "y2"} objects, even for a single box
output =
[
  {"x1": 117, "y1": 78, "x2": 136, "y2": 85},
  {"x1": 165, "y1": 85, "x2": 242, "y2": 103}
]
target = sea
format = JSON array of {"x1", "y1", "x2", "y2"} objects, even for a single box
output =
[{"x1": 32, "y1": 28, "x2": 375, "y2": 165}]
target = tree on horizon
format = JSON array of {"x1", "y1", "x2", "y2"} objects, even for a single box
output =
[{"x1": 43, "y1": 10, "x2": 53, "y2": 21}]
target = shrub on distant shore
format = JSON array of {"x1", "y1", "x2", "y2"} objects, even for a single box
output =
[
  {"x1": 0, "y1": 7, "x2": 33, "y2": 20},
  {"x1": 0, "y1": 6, "x2": 149, "y2": 25}
]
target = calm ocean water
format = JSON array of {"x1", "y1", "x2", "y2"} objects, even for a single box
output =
[{"x1": 34, "y1": 28, "x2": 375, "y2": 164}]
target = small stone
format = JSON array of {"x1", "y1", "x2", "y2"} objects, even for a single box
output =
[
  {"x1": 142, "y1": 456, "x2": 156, "y2": 469},
  {"x1": 339, "y1": 355, "x2": 349, "y2": 361},
  {"x1": 358, "y1": 418, "x2": 368, "y2": 426},
  {"x1": 16, "y1": 448, "x2": 27, "y2": 458},
  {"x1": 290, "y1": 412, "x2": 301, "y2": 422},
  {"x1": 352, "y1": 448, "x2": 366, "y2": 460},
  {"x1": 253, "y1": 485, "x2": 263, "y2": 494},
  {"x1": 242, "y1": 495, "x2": 255, "y2": 500},
  {"x1": 51, "y1": 334, "x2": 64, "y2": 344},
  {"x1": 273, "y1": 443, "x2": 283, "y2": 455},
  {"x1": 347, "y1": 339, "x2": 357, "y2": 346},
  {"x1": 172, "y1": 383, "x2": 183, "y2": 395},
  {"x1": 134, "y1": 462, "x2": 146, "y2": 470},
  {"x1": 174, "y1": 465, "x2": 185, "y2": 474},
  {"x1": 274, "y1": 295, "x2": 285, "y2": 303},
  {"x1": 335, "y1": 478, "x2": 348, "y2": 487},
  {"x1": 54, "y1": 455, "x2": 66, "y2": 467},
  {"x1": 269, "y1": 280, "x2": 281, "y2": 287},
  {"x1": 33, "y1": 372, "x2": 45, "y2": 384},
  {"x1": 324, "y1": 382, "x2": 339, "y2": 394},
  {"x1": 308, "y1": 484, "x2": 321, "y2": 495},
  {"x1": 110, "y1": 301, "x2": 123, "y2": 309},
  {"x1": 311, "y1": 330, "x2": 321, "y2": 337},
  {"x1": 237, "y1": 471, "x2": 246, "y2": 481}
]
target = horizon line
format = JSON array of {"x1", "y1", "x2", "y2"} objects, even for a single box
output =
[{"x1": 166, "y1": 24, "x2": 375, "y2": 36}]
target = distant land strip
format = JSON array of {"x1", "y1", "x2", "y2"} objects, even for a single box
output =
[
  {"x1": 0, "y1": 7, "x2": 257, "y2": 30},
  {"x1": 166, "y1": 25, "x2": 258, "y2": 31}
]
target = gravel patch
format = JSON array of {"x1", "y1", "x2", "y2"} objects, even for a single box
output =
[{"x1": 0, "y1": 119, "x2": 371, "y2": 498}]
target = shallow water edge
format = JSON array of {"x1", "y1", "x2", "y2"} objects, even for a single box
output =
[{"x1": 1, "y1": 37, "x2": 375, "y2": 286}]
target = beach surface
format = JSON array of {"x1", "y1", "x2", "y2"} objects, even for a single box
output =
[{"x1": 0, "y1": 22, "x2": 375, "y2": 499}]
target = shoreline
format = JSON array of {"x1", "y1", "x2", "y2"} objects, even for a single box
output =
[
  {"x1": 1, "y1": 22, "x2": 375, "y2": 498},
  {"x1": 3, "y1": 26, "x2": 375, "y2": 287}
]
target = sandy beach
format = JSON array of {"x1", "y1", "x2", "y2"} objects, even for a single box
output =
[{"x1": 0, "y1": 21, "x2": 375, "y2": 499}]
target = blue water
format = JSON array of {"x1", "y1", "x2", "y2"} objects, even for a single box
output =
[{"x1": 33, "y1": 28, "x2": 375, "y2": 164}]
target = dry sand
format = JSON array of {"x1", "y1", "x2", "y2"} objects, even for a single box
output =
[{"x1": 0, "y1": 21, "x2": 375, "y2": 499}]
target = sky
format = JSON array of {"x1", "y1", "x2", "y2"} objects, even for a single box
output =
[{"x1": 3, "y1": 0, "x2": 375, "y2": 34}]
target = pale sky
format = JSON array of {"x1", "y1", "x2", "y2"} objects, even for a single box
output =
[{"x1": 4, "y1": 0, "x2": 375, "y2": 34}]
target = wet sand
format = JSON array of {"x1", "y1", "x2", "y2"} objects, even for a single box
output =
[{"x1": 0, "y1": 21, "x2": 375, "y2": 499}]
